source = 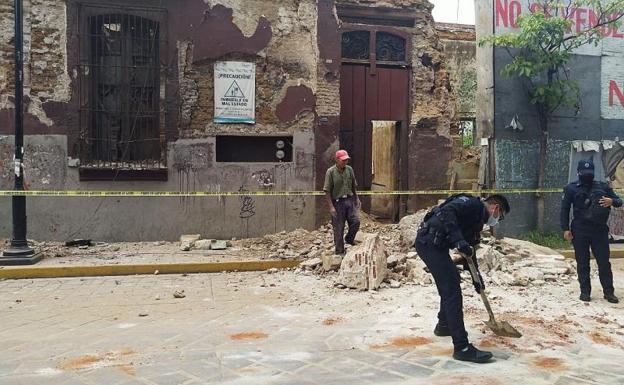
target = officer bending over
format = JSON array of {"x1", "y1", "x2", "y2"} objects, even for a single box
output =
[
  {"x1": 415, "y1": 194, "x2": 510, "y2": 363},
  {"x1": 561, "y1": 159, "x2": 621, "y2": 303}
]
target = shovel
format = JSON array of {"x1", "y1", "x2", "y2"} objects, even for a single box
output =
[{"x1": 462, "y1": 251, "x2": 522, "y2": 338}]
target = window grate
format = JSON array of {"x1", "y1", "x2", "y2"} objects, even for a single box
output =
[{"x1": 77, "y1": 5, "x2": 167, "y2": 171}]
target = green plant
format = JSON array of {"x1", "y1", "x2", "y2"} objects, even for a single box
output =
[
  {"x1": 522, "y1": 230, "x2": 571, "y2": 250},
  {"x1": 479, "y1": 0, "x2": 624, "y2": 232}
]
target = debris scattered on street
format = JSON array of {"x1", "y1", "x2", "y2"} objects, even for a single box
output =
[{"x1": 173, "y1": 290, "x2": 186, "y2": 299}]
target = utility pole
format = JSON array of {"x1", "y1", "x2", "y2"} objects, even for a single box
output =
[{"x1": 1, "y1": 0, "x2": 41, "y2": 265}]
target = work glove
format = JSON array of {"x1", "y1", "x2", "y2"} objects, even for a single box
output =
[{"x1": 456, "y1": 240, "x2": 473, "y2": 258}]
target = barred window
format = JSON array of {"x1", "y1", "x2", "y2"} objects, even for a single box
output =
[{"x1": 78, "y1": 5, "x2": 167, "y2": 180}]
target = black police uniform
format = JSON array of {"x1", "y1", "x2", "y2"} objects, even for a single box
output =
[
  {"x1": 560, "y1": 163, "x2": 622, "y2": 298},
  {"x1": 414, "y1": 194, "x2": 488, "y2": 351}
]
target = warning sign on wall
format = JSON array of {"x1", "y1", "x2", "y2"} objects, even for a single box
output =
[{"x1": 214, "y1": 61, "x2": 256, "y2": 124}]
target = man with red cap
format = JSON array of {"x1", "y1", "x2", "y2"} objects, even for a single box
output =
[{"x1": 323, "y1": 150, "x2": 361, "y2": 255}]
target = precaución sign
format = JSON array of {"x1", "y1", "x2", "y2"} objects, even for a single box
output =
[{"x1": 214, "y1": 61, "x2": 256, "y2": 124}]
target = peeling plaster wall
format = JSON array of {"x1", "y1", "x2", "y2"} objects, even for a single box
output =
[{"x1": 0, "y1": 0, "x2": 318, "y2": 241}]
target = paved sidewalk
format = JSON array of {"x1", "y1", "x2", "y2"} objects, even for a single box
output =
[{"x1": 1, "y1": 264, "x2": 624, "y2": 385}]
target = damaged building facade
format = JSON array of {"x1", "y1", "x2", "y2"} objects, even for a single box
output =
[
  {"x1": 0, "y1": 0, "x2": 456, "y2": 241},
  {"x1": 477, "y1": 0, "x2": 624, "y2": 237}
]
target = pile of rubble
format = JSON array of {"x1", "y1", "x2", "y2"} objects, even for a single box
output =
[
  {"x1": 236, "y1": 212, "x2": 404, "y2": 262},
  {"x1": 288, "y1": 211, "x2": 576, "y2": 292}
]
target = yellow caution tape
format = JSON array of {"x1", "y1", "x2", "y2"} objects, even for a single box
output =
[{"x1": 0, "y1": 188, "x2": 605, "y2": 197}]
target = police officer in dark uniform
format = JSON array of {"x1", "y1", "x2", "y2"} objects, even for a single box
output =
[
  {"x1": 414, "y1": 194, "x2": 510, "y2": 363},
  {"x1": 561, "y1": 159, "x2": 621, "y2": 303}
]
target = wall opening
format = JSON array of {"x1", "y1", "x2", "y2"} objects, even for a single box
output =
[{"x1": 216, "y1": 136, "x2": 293, "y2": 163}]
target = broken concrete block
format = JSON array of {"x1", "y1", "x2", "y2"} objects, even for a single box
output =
[
  {"x1": 194, "y1": 239, "x2": 213, "y2": 250},
  {"x1": 322, "y1": 254, "x2": 343, "y2": 271},
  {"x1": 338, "y1": 234, "x2": 388, "y2": 290},
  {"x1": 407, "y1": 251, "x2": 418, "y2": 259},
  {"x1": 210, "y1": 240, "x2": 228, "y2": 250},
  {"x1": 301, "y1": 258, "x2": 321, "y2": 269}
]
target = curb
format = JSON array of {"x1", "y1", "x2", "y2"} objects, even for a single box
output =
[
  {"x1": 0, "y1": 260, "x2": 301, "y2": 280},
  {"x1": 558, "y1": 249, "x2": 624, "y2": 259}
]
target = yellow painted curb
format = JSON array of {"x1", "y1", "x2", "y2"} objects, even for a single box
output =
[
  {"x1": 0, "y1": 260, "x2": 301, "y2": 280},
  {"x1": 559, "y1": 249, "x2": 624, "y2": 259}
]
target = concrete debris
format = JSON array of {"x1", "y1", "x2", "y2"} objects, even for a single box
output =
[
  {"x1": 398, "y1": 210, "x2": 428, "y2": 251},
  {"x1": 300, "y1": 258, "x2": 322, "y2": 269},
  {"x1": 180, "y1": 234, "x2": 201, "y2": 251},
  {"x1": 387, "y1": 254, "x2": 407, "y2": 269},
  {"x1": 138, "y1": 312, "x2": 148, "y2": 317},
  {"x1": 267, "y1": 268, "x2": 279, "y2": 274},
  {"x1": 389, "y1": 280, "x2": 401, "y2": 289},
  {"x1": 338, "y1": 234, "x2": 388, "y2": 291},
  {"x1": 173, "y1": 290, "x2": 186, "y2": 299},
  {"x1": 194, "y1": 239, "x2": 213, "y2": 250},
  {"x1": 210, "y1": 240, "x2": 228, "y2": 250},
  {"x1": 322, "y1": 254, "x2": 343, "y2": 272}
]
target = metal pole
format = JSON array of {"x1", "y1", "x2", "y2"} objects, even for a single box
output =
[{"x1": 1, "y1": 0, "x2": 40, "y2": 264}]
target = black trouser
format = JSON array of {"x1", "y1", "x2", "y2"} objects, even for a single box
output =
[
  {"x1": 571, "y1": 223, "x2": 614, "y2": 296},
  {"x1": 415, "y1": 234, "x2": 469, "y2": 350},
  {"x1": 331, "y1": 197, "x2": 360, "y2": 254}
]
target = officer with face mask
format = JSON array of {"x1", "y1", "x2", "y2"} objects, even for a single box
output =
[
  {"x1": 414, "y1": 194, "x2": 510, "y2": 363},
  {"x1": 561, "y1": 159, "x2": 622, "y2": 303}
]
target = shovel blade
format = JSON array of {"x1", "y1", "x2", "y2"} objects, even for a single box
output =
[{"x1": 484, "y1": 319, "x2": 522, "y2": 338}]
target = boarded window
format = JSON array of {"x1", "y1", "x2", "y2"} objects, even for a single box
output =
[{"x1": 77, "y1": 5, "x2": 167, "y2": 179}]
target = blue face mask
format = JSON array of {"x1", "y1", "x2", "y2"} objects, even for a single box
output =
[{"x1": 486, "y1": 215, "x2": 500, "y2": 227}]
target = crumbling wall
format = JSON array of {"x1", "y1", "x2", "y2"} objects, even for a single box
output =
[
  {"x1": 0, "y1": 0, "x2": 69, "y2": 127},
  {"x1": 436, "y1": 23, "x2": 476, "y2": 118}
]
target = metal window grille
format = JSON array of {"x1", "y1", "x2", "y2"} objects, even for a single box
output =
[{"x1": 78, "y1": 5, "x2": 167, "y2": 170}]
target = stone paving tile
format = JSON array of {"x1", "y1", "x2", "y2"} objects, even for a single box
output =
[{"x1": 380, "y1": 359, "x2": 434, "y2": 378}]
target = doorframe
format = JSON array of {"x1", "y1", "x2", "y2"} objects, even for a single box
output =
[{"x1": 339, "y1": 21, "x2": 412, "y2": 220}]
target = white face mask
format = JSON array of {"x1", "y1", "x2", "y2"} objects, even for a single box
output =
[{"x1": 486, "y1": 215, "x2": 500, "y2": 227}]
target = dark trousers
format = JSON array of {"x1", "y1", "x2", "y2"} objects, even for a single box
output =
[
  {"x1": 415, "y1": 235, "x2": 469, "y2": 350},
  {"x1": 572, "y1": 224, "x2": 614, "y2": 296},
  {"x1": 331, "y1": 197, "x2": 360, "y2": 254}
]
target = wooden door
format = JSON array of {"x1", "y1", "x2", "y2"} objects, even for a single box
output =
[{"x1": 340, "y1": 64, "x2": 409, "y2": 216}]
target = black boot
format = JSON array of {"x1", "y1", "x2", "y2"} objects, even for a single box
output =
[
  {"x1": 434, "y1": 323, "x2": 451, "y2": 337},
  {"x1": 579, "y1": 293, "x2": 591, "y2": 302},
  {"x1": 453, "y1": 344, "x2": 493, "y2": 364},
  {"x1": 604, "y1": 293, "x2": 619, "y2": 304}
]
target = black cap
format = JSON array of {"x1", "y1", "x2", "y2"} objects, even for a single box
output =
[
  {"x1": 577, "y1": 159, "x2": 594, "y2": 175},
  {"x1": 485, "y1": 194, "x2": 510, "y2": 214}
]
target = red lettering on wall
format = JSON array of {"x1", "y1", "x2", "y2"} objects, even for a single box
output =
[
  {"x1": 610, "y1": 80, "x2": 624, "y2": 107},
  {"x1": 575, "y1": 8, "x2": 587, "y2": 34},
  {"x1": 496, "y1": 0, "x2": 522, "y2": 28}
]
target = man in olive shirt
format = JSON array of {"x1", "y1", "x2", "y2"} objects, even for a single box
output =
[{"x1": 323, "y1": 150, "x2": 361, "y2": 255}]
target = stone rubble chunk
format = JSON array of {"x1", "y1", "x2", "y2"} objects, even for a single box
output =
[
  {"x1": 210, "y1": 240, "x2": 228, "y2": 250},
  {"x1": 398, "y1": 210, "x2": 428, "y2": 251},
  {"x1": 386, "y1": 254, "x2": 407, "y2": 269},
  {"x1": 322, "y1": 254, "x2": 343, "y2": 272},
  {"x1": 193, "y1": 239, "x2": 213, "y2": 250},
  {"x1": 180, "y1": 234, "x2": 201, "y2": 251}
]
